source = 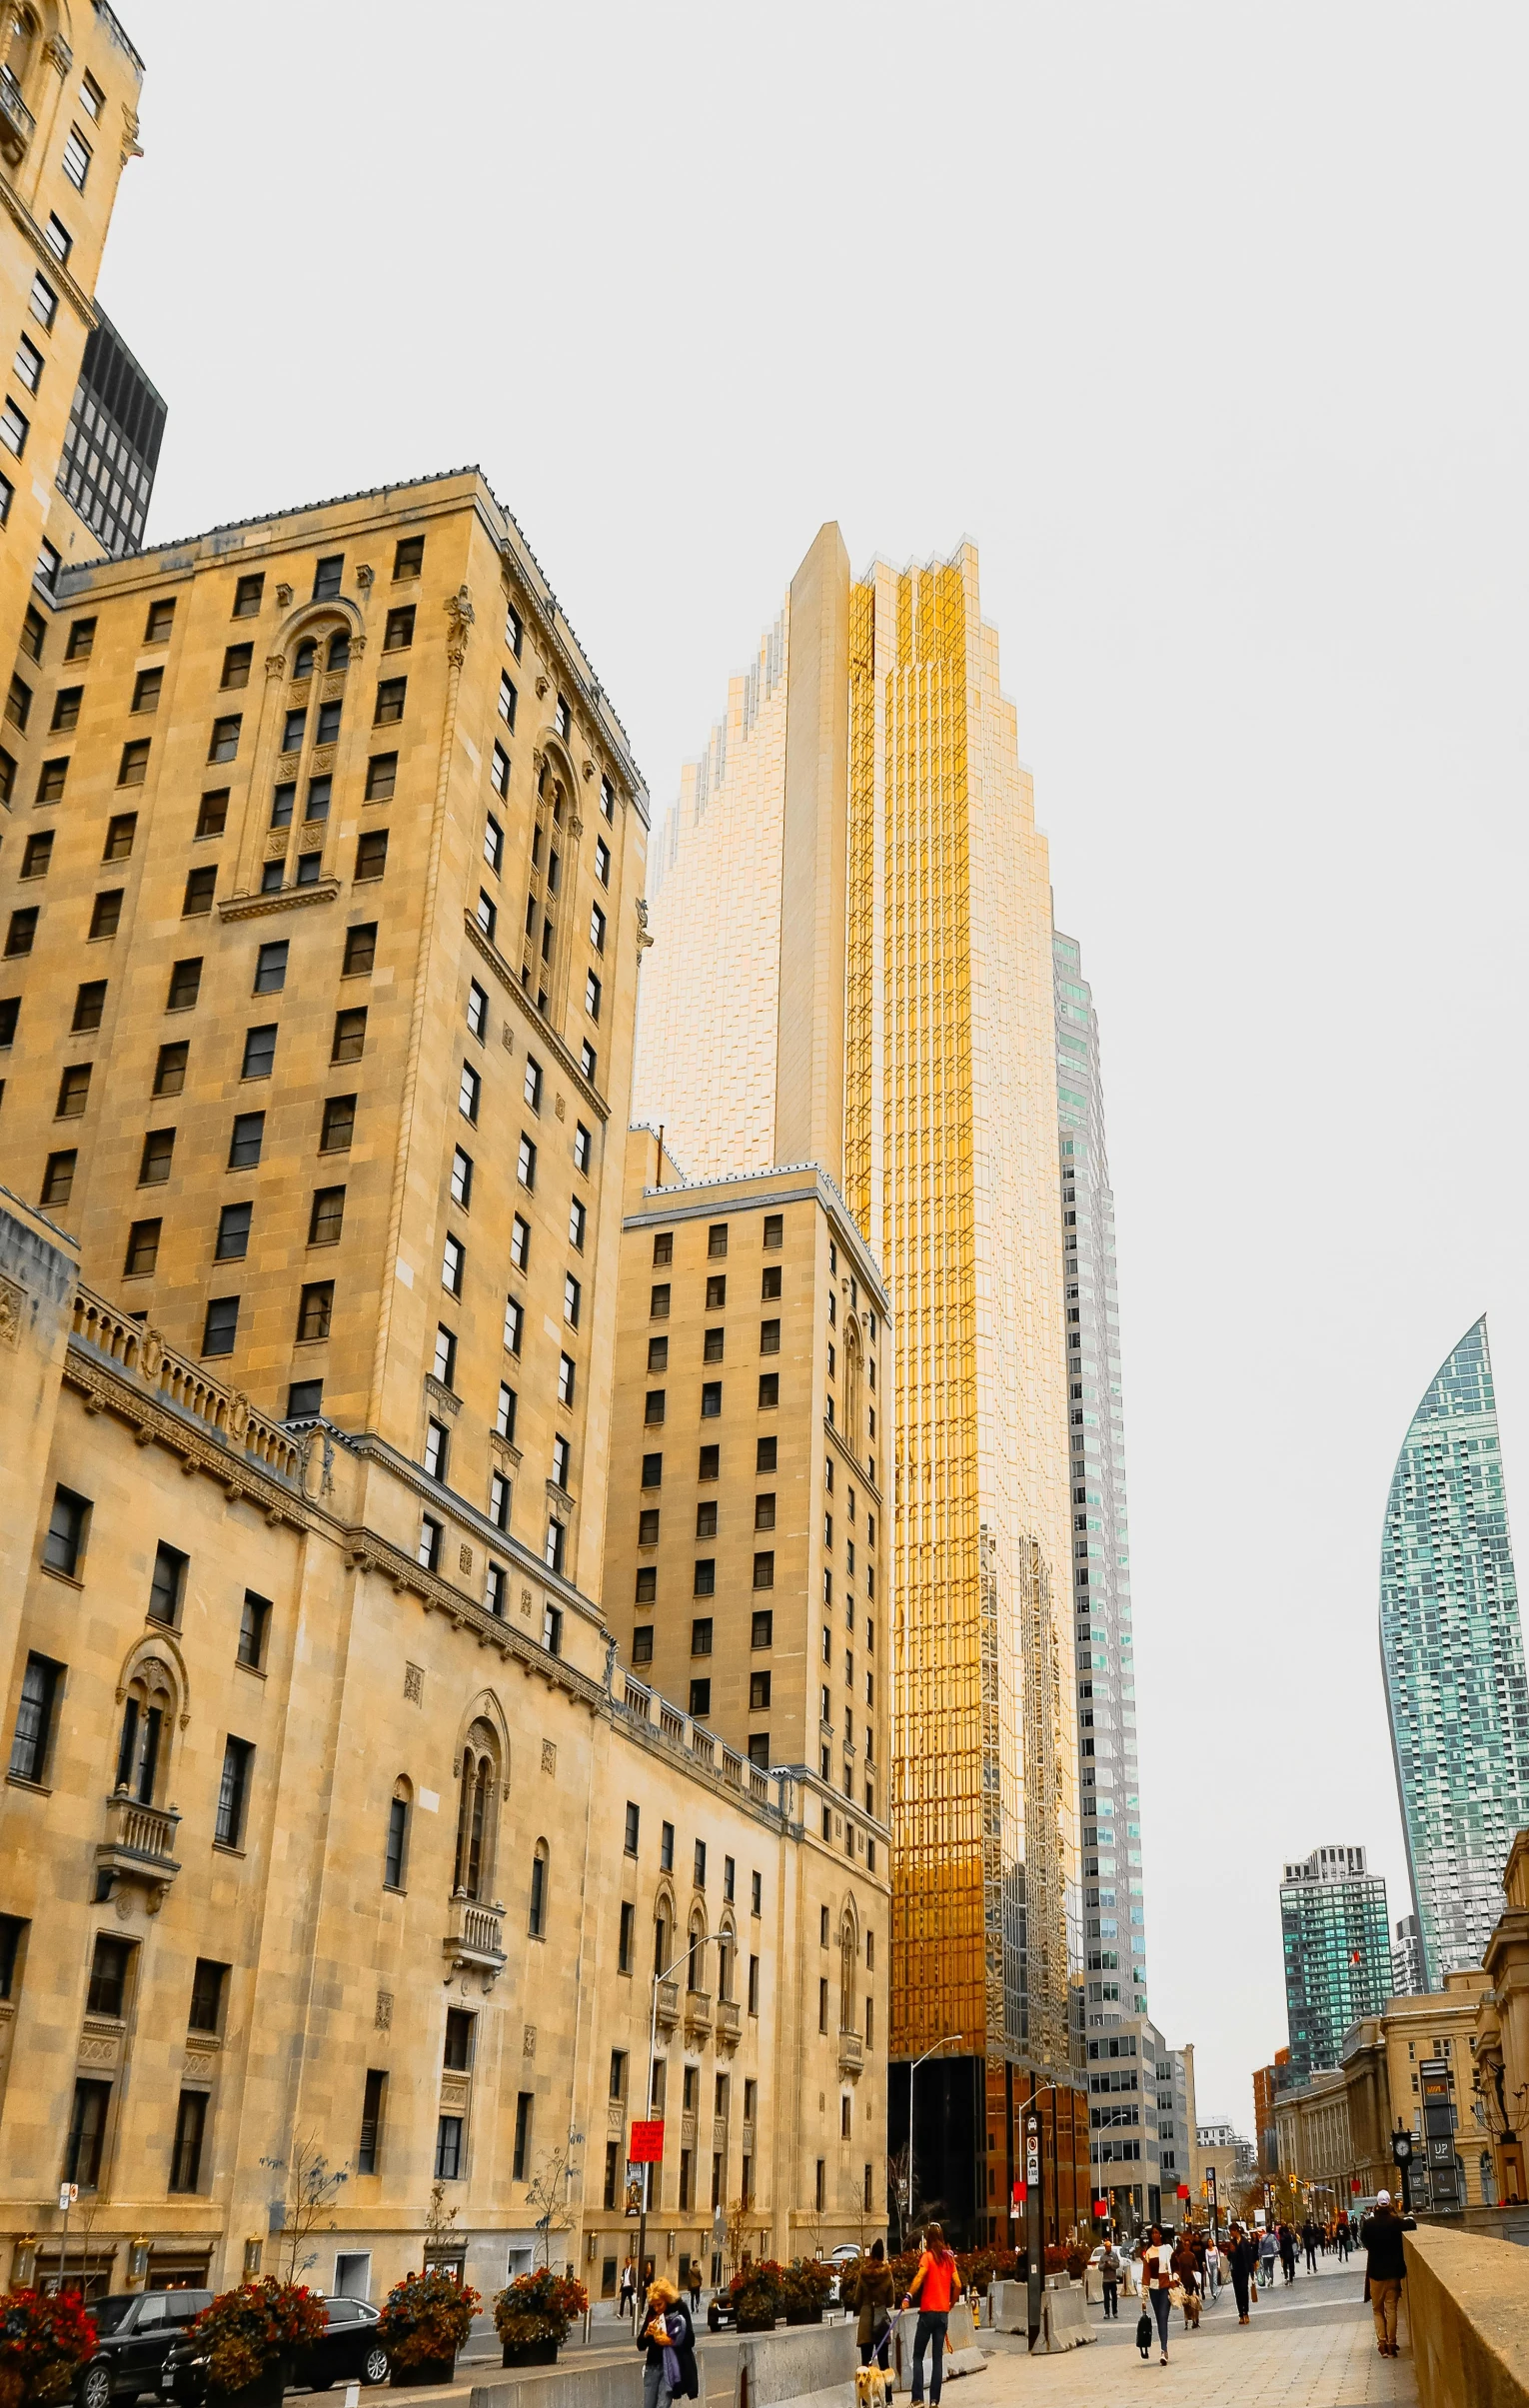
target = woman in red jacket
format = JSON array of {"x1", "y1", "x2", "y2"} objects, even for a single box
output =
[{"x1": 901, "y1": 2224, "x2": 961, "y2": 2406}]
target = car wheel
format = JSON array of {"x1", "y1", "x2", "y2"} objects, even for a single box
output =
[
  {"x1": 360, "y1": 2349, "x2": 390, "y2": 2389},
  {"x1": 81, "y1": 2366, "x2": 113, "y2": 2408}
]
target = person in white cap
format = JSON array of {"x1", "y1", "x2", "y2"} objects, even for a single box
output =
[{"x1": 1360, "y1": 2189, "x2": 1415, "y2": 2357}]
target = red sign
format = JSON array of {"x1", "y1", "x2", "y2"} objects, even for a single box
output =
[
  {"x1": 1350, "y1": 2177, "x2": 1361, "y2": 2195},
  {"x1": 1093, "y1": 2199, "x2": 1109, "y2": 2218},
  {"x1": 629, "y1": 2120, "x2": 665, "y2": 2164},
  {"x1": 1176, "y1": 2185, "x2": 1189, "y2": 2200},
  {"x1": 1012, "y1": 2180, "x2": 1026, "y2": 2204}
]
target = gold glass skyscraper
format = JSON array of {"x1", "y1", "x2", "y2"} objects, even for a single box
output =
[{"x1": 636, "y1": 528, "x2": 1086, "y2": 2238}]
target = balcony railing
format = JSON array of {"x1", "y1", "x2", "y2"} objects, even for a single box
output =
[
  {"x1": 717, "y1": 1998, "x2": 743, "y2": 2050},
  {"x1": 655, "y1": 1978, "x2": 681, "y2": 2032},
  {"x1": 837, "y1": 2028, "x2": 864, "y2": 2078},
  {"x1": 0, "y1": 70, "x2": 34, "y2": 165},
  {"x1": 96, "y1": 1794, "x2": 181, "y2": 1910},
  {"x1": 684, "y1": 1987, "x2": 714, "y2": 2041},
  {"x1": 444, "y1": 1892, "x2": 507, "y2": 1985}
]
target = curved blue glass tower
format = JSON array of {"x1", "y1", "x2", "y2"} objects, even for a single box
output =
[{"x1": 1380, "y1": 1317, "x2": 1529, "y2": 1989}]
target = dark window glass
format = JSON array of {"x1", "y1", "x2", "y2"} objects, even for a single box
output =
[
  {"x1": 214, "y1": 1735, "x2": 254, "y2": 1846},
  {"x1": 88, "y1": 1935, "x2": 134, "y2": 2019},
  {"x1": 208, "y1": 717, "x2": 241, "y2": 764},
  {"x1": 183, "y1": 867, "x2": 216, "y2": 917},
  {"x1": 374, "y1": 679, "x2": 406, "y2": 725},
  {"x1": 343, "y1": 922, "x2": 377, "y2": 977},
  {"x1": 41, "y1": 1150, "x2": 76, "y2": 1205},
  {"x1": 359, "y1": 2069, "x2": 387, "y2": 2173},
  {"x1": 253, "y1": 941, "x2": 288, "y2": 994},
  {"x1": 320, "y1": 1095, "x2": 355, "y2": 1153},
  {"x1": 384, "y1": 606, "x2": 414, "y2": 651},
  {"x1": 189, "y1": 1959, "x2": 228, "y2": 2033},
  {"x1": 332, "y1": 1008, "x2": 367, "y2": 1062},
  {"x1": 9, "y1": 1651, "x2": 61, "y2": 1780},
  {"x1": 222, "y1": 644, "x2": 253, "y2": 690},
  {"x1": 36, "y1": 757, "x2": 66, "y2": 803},
  {"x1": 123, "y1": 1218, "x2": 160, "y2": 1276},
  {"x1": 296, "y1": 1281, "x2": 333, "y2": 1342},
  {"x1": 153, "y1": 1045, "x2": 187, "y2": 1098},
  {"x1": 444, "y1": 2008, "x2": 475, "y2": 2072},
  {"x1": 237, "y1": 1592, "x2": 270, "y2": 1669},
  {"x1": 228, "y1": 1113, "x2": 264, "y2": 1169},
  {"x1": 394, "y1": 537, "x2": 424, "y2": 580},
  {"x1": 43, "y1": 1486, "x2": 88, "y2": 1577},
  {"x1": 216, "y1": 1202, "x2": 252, "y2": 1260},
  {"x1": 313, "y1": 555, "x2": 344, "y2": 601},
  {"x1": 434, "y1": 2114, "x2": 463, "y2": 2180},
  {"x1": 148, "y1": 1541, "x2": 187, "y2": 1625},
  {"x1": 365, "y1": 753, "x2": 397, "y2": 802},
  {"x1": 241, "y1": 1024, "x2": 277, "y2": 1079},
  {"x1": 167, "y1": 957, "x2": 202, "y2": 1010},
  {"x1": 140, "y1": 1128, "x2": 176, "y2": 1183},
  {"x1": 64, "y1": 2078, "x2": 110, "y2": 2188},
  {"x1": 169, "y1": 2090, "x2": 207, "y2": 2192},
  {"x1": 232, "y1": 575, "x2": 264, "y2": 619},
  {"x1": 384, "y1": 1796, "x2": 409, "y2": 1889},
  {"x1": 203, "y1": 1295, "x2": 240, "y2": 1355},
  {"x1": 72, "y1": 980, "x2": 106, "y2": 1032},
  {"x1": 197, "y1": 790, "x2": 230, "y2": 839},
  {"x1": 355, "y1": 831, "x2": 388, "y2": 882}
]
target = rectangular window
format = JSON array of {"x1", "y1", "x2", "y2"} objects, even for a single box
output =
[
  {"x1": 595, "y1": 837, "x2": 611, "y2": 886},
  {"x1": 359, "y1": 2069, "x2": 387, "y2": 2174},
  {"x1": 475, "y1": 889, "x2": 497, "y2": 941},
  {"x1": 332, "y1": 1008, "x2": 367, "y2": 1062},
  {"x1": 486, "y1": 1561, "x2": 507, "y2": 1615},
  {"x1": 496, "y1": 1381, "x2": 517, "y2": 1440},
  {"x1": 221, "y1": 643, "x2": 253, "y2": 690},
  {"x1": 366, "y1": 752, "x2": 397, "y2": 801},
  {"x1": 444, "y1": 2008, "x2": 476, "y2": 2072},
  {"x1": 564, "y1": 1272, "x2": 581, "y2": 1328},
  {"x1": 232, "y1": 573, "x2": 264, "y2": 618},
  {"x1": 29, "y1": 271, "x2": 57, "y2": 330},
  {"x1": 9, "y1": 1651, "x2": 61, "y2": 1781},
  {"x1": 222, "y1": 1113, "x2": 264, "y2": 1171},
  {"x1": 584, "y1": 970, "x2": 602, "y2": 1020},
  {"x1": 759, "y1": 1373, "x2": 779, "y2": 1409},
  {"x1": 375, "y1": 677, "x2": 407, "y2": 724},
  {"x1": 504, "y1": 1296, "x2": 523, "y2": 1354},
  {"x1": 313, "y1": 555, "x2": 344, "y2": 601},
  {"x1": 64, "y1": 2079, "x2": 111, "y2": 2188},
  {"x1": 14, "y1": 337, "x2": 41, "y2": 398},
  {"x1": 36, "y1": 757, "x2": 68, "y2": 804},
  {"x1": 208, "y1": 717, "x2": 241, "y2": 764},
  {"x1": 619, "y1": 1900, "x2": 635, "y2": 1974},
  {"x1": 384, "y1": 605, "x2": 415, "y2": 651},
  {"x1": 182, "y1": 866, "x2": 216, "y2": 917},
  {"x1": 202, "y1": 1295, "x2": 239, "y2": 1356},
  {"x1": 55, "y1": 1062, "x2": 92, "y2": 1118},
  {"x1": 214, "y1": 1736, "x2": 254, "y2": 1847},
  {"x1": 513, "y1": 2092, "x2": 533, "y2": 2182},
  {"x1": 466, "y1": 979, "x2": 488, "y2": 1041},
  {"x1": 433, "y1": 1324, "x2": 458, "y2": 1386},
  {"x1": 41, "y1": 1151, "x2": 76, "y2": 1206},
  {"x1": 0, "y1": 396, "x2": 28, "y2": 456},
  {"x1": 169, "y1": 2090, "x2": 207, "y2": 2193},
  {"x1": 489, "y1": 1469, "x2": 510, "y2": 1529},
  {"x1": 241, "y1": 1023, "x2": 278, "y2": 1079},
  {"x1": 343, "y1": 922, "x2": 377, "y2": 978},
  {"x1": 701, "y1": 1382, "x2": 722, "y2": 1417},
  {"x1": 491, "y1": 740, "x2": 510, "y2": 798},
  {"x1": 393, "y1": 536, "x2": 424, "y2": 581},
  {"x1": 296, "y1": 1281, "x2": 333, "y2": 1342},
  {"x1": 568, "y1": 1197, "x2": 587, "y2": 1250},
  {"x1": 133, "y1": 665, "x2": 163, "y2": 714},
  {"x1": 418, "y1": 1515, "x2": 442, "y2": 1571},
  {"x1": 589, "y1": 903, "x2": 606, "y2": 952},
  {"x1": 442, "y1": 1231, "x2": 465, "y2": 1296},
  {"x1": 574, "y1": 1122, "x2": 592, "y2": 1174},
  {"x1": 320, "y1": 1095, "x2": 356, "y2": 1152},
  {"x1": 434, "y1": 2115, "x2": 463, "y2": 2181},
  {"x1": 518, "y1": 1133, "x2": 537, "y2": 1189},
  {"x1": 123, "y1": 1217, "x2": 160, "y2": 1276},
  {"x1": 633, "y1": 1625, "x2": 654, "y2": 1664},
  {"x1": 148, "y1": 1541, "x2": 187, "y2": 1626},
  {"x1": 138, "y1": 1125, "x2": 177, "y2": 1182},
  {"x1": 423, "y1": 1419, "x2": 449, "y2": 1478},
  {"x1": 557, "y1": 1353, "x2": 576, "y2": 1406},
  {"x1": 459, "y1": 1063, "x2": 481, "y2": 1123},
  {"x1": 237, "y1": 1591, "x2": 270, "y2": 1669},
  {"x1": 197, "y1": 789, "x2": 229, "y2": 839},
  {"x1": 355, "y1": 830, "x2": 388, "y2": 881}
]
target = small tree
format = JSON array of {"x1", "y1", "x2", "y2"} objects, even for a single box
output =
[
  {"x1": 887, "y1": 2146, "x2": 910, "y2": 2253},
  {"x1": 259, "y1": 2138, "x2": 348, "y2": 2281},
  {"x1": 525, "y1": 2143, "x2": 575, "y2": 2272}
]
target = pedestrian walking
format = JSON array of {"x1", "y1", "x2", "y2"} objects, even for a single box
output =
[
  {"x1": 636, "y1": 2279, "x2": 698, "y2": 2408},
  {"x1": 1335, "y1": 2217, "x2": 1351, "y2": 2262},
  {"x1": 619, "y1": 2261, "x2": 636, "y2": 2321},
  {"x1": 1098, "y1": 2238, "x2": 1122, "y2": 2320},
  {"x1": 688, "y1": 2263, "x2": 702, "y2": 2317},
  {"x1": 1301, "y1": 2217, "x2": 1319, "y2": 2273},
  {"x1": 1138, "y1": 2225, "x2": 1175, "y2": 2364},
  {"x1": 1361, "y1": 2188, "x2": 1415, "y2": 2359},
  {"x1": 1225, "y1": 2224, "x2": 1257, "y2": 2324},
  {"x1": 1170, "y1": 2235, "x2": 1201, "y2": 2330},
  {"x1": 1278, "y1": 2221, "x2": 1297, "y2": 2285},
  {"x1": 901, "y1": 2223, "x2": 962, "y2": 2406},
  {"x1": 1202, "y1": 2233, "x2": 1221, "y2": 2302},
  {"x1": 1257, "y1": 2224, "x2": 1277, "y2": 2288},
  {"x1": 848, "y1": 2239, "x2": 895, "y2": 2368}
]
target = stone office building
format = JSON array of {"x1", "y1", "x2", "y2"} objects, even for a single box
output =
[{"x1": 0, "y1": 0, "x2": 885, "y2": 2306}]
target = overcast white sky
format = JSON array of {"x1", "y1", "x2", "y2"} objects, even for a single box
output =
[{"x1": 111, "y1": 2, "x2": 1529, "y2": 2125}]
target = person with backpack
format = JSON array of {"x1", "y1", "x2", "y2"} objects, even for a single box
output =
[
  {"x1": 901, "y1": 2224, "x2": 961, "y2": 2406},
  {"x1": 1098, "y1": 2237, "x2": 1123, "y2": 2320}
]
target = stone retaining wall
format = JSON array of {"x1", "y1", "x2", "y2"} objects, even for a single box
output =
[{"x1": 1404, "y1": 2222, "x2": 1529, "y2": 2408}]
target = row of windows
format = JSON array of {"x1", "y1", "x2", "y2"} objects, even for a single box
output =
[
  {"x1": 645, "y1": 1377, "x2": 781, "y2": 1423},
  {"x1": 650, "y1": 1268, "x2": 783, "y2": 1316},
  {"x1": 646, "y1": 1322, "x2": 782, "y2": 1369},
  {"x1": 639, "y1": 1494, "x2": 778, "y2": 1542},
  {"x1": 1, "y1": 831, "x2": 387, "y2": 961}
]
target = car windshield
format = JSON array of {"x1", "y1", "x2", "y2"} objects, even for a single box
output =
[{"x1": 93, "y1": 2299, "x2": 139, "y2": 2335}]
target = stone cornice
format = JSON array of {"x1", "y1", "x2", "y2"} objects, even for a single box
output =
[
  {"x1": 217, "y1": 880, "x2": 340, "y2": 923},
  {"x1": 463, "y1": 912, "x2": 608, "y2": 1122}
]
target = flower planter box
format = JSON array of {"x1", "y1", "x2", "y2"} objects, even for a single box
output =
[
  {"x1": 501, "y1": 2342, "x2": 559, "y2": 2368},
  {"x1": 210, "y1": 2373, "x2": 286, "y2": 2408},
  {"x1": 783, "y1": 2307, "x2": 823, "y2": 2326},
  {"x1": 737, "y1": 2314, "x2": 777, "y2": 2333},
  {"x1": 390, "y1": 2358, "x2": 456, "y2": 2388}
]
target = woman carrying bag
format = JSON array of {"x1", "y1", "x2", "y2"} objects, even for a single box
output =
[
  {"x1": 900, "y1": 2224, "x2": 961, "y2": 2406},
  {"x1": 636, "y1": 2277, "x2": 698, "y2": 2408}
]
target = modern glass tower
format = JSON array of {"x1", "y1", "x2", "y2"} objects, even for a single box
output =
[
  {"x1": 1053, "y1": 932, "x2": 1148, "y2": 2026},
  {"x1": 1380, "y1": 1317, "x2": 1529, "y2": 1989},
  {"x1": 1279, "y1": 1844, "x2": 1391, "y2": 2078}
]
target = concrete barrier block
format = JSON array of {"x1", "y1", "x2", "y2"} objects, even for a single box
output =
[
  {"x1": 984, "y1": 2285, "x2": 1027, "y2": 2337},
  {"x1": 470, "y1": 2357, "x2": 662, "y2": 2408},
  {"x1": 737, "y1": 2319, "x2": 856, "y2": 2408},
  {"x1": 887, "y1": 2306, "x2": 984, "y2": 2391},
  {"x1": 1039, "y1": 2283, "x2": 1092, "y2": 2354}
]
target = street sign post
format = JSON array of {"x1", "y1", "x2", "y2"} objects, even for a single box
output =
[
  {"x1": 1025, "y1": 2116, "x2": 1041, "y2": 2352},
  {"x1": 1205, "y1": 2164, "x2": 1218, "y2": 2242}
]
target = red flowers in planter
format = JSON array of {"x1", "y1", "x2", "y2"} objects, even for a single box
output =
[
  {"x1": 0, "y1": 2290, "x2": 99, "y2": 2407},
  {"x1": 188, "y1": 2281, "x2": 327, "y2": 2396},
  {"x1": 377, "y1": 2272, "x2": 480, "y2": 2370}
]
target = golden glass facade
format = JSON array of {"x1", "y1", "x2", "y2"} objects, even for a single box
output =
[{"x1": 635, "y1": 533, "x2": 1082, "y2": 2232}]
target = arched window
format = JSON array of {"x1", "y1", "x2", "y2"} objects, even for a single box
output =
[
  {"x1": 843, "y1": 1319, "x2": 864, "y2": 1452},
  {"x1": 384, "y1": 1776, "x2": 412, "y2": 1890},
  {"x1": 3, "y1": 9, "x2": 38, "y2": 102},
  {"x1": 293, "y1": 636, "x2": 317, "y2": 680},
  {"x1": 529, "y1": 1839, "x2": 549, "y2": 1937},
  {"x1": 453, "y1": 1719, "x2": 499, "y2": 1901},
  {"x1": 328, "y1": 628, "x2": 351, "y2": 671},
  {"x1": 839, "y1": 1912, "x2": 858, "y2": 2034},
  {"x1": 688, "y1": 1910, "x2": 707, "y2": 1993},
  {"x1": 718, "y1": 1917, "x2": 737, "y2": 2002},
  {"x1": 113, "y1": 1657, "x2": 176, "y2": 1806}
]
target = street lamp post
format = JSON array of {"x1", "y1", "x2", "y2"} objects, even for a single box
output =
[
  {"x1": 904, "y1": 2034, "x2": 962, "y2": 2249},
  {"x1": 1017, "y1": 2080, "x2": 1074, "y2": 2354},
  {"x1": 636, "y1": 1932, "x2": 728, "y2": 2316}
]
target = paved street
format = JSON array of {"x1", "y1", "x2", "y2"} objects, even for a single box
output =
[{"x1": 981, "y1": 2254, "x2": 1417, "y2": 2406}]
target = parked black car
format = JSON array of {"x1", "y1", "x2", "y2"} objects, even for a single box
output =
[
  {"x1": 77, "y1": 2291, "x2": 215, "y2": 2408},
  {"x1": 159, "y1": 2292, "x2": 387, "y2": 2408},
  {"x1": 161, "y1": 2298, "x2": 389, "y2": 2404},
  {"x1": 706, "y1": 2291, "x2": 737, "y2": 2333}
]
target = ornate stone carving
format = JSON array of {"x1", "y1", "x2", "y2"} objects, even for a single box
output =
[
  {"x1": 226, "y1": 1391, "x2": 251, "y2": 1442},
  {"x1": 636, "y1": 897, "x2": 654, "y2": 953},
  {"x1": 375, "y1": 1990, "x2": 394, "y2": 2030},
  {"x1": 582, "y1": 760, "x2": 595, "y2": 783},
  {"x1": 265, "y1": 829, "x2": 289, "y2": 859},
  {"x1": 0, "y1": 1274, "x2": 22, "y2": 1348},
  {"x1": 308, "y1": 744, "x2": 337, "y2": 776},
  {"x1": 404, "y1": 1662, "x2": 424, "y2": 1703},
  {"x1": 523, "y1": 2024, "x2": 537, "y2": 2056},
  {"x1": 445, "y1": 586, "x2": 476, "y2": 666},
  {"x1": 535, "y1": 674, "x2": 551, "y2": 700},
  {"x1": 541, "y1": 1739, "x2": 556, "y2": 1775},
  {"x1": 425, "y1": 1375, "x2": 461, "y2": 1418},
  {"x1": 520, "y1": 1587, "x2": 534, "y2": 1616},
  {"x1": 356, "y1": 564, "x2": 375, "y2": 589},
  {"x1": 275, "y1": 583, "x2": 293, "y2": 607},
  {"x1": 459, "y1": 1543, "x2": 474, "y2": 1576},
  {"x1": 265, "y1": 654, "x2": 286, "y2": 681},
  {"x1": 554, "y1": 1094, "x2": 566, "y2": 1122},
  {"x1": 139, "y1": 1329, "x2": 164, "y2": 1379}
]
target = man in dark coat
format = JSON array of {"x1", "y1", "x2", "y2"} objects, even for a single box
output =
[{"x1": 1360, "y1": 2190, "x2": 1415, "y2": 2358}]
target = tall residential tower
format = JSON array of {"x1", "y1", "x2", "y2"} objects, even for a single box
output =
[
  {"x1": 1053, "y1": 931, "x2": 1147, "y2": 2028},
  {"x1": 1279, "y1": 1845, "x2": 1390, "y2": 2080},
  {"x1": 1380, "y1": 1318, "x2": 1529, "y2": 1989},
  {"x1": 636, "y1": 529, "x2": 1085, "y2": 2241}
]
